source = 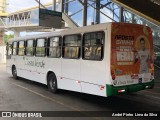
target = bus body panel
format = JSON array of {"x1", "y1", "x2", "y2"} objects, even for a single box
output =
[
  {"x1": 6, "y1": 58, "x2": 13, "y2": 75},
  {"x1": 61, "y1": 59, "x2": 81, "y2": 82},
  {"x1": 57, "y1": 77, "x2": 82, "y2": 92},
  {"x1": 6, "y1": 22, "x2": 154, "y2": 97},
  {"x1": 23, "y1": 56, "x2": 37, "y2": 81},
  {"x1": 60, "y1": 59, "x2": 81, "y2": 92},
  {"x1": 81, "y1": 82, "x2": 106, "y2": 96},
  {"x1": 81, "y1": 59, "x2": 106, "y2": 96},
  {"x1": 80, "y1": 29, "x2": 111, "y2": 96},
  {"x1": 6, "y1": 64, "x2": 12, "y2": 74},
  {"x1": 33, "y1": 57, "x2": 47, "y2": 84},
  {"x1": 104, "y1": 28, "x2": 112, "y2": 85},
  {"x1": 45, "y1": 58, "x2": 62, "y2": 84},
  {"x1": 16, "y1": 56, "x2": 25, "y2": 76}
]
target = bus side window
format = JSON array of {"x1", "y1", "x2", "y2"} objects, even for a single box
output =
[
  {"x1": 83, "y1": 31, "x2": 104, "y2": 60},
  {"x1": 18, "y1": 40, "x2": 25, "y2": 56},
  {"x1": 48, "y1": 36, "x2": 61, "y2": 58},
  {"x1": 12, "y1": 41, "x2": 17, "y2": 56},
  {"x1": 63, "y1": 34, "x2": 81, "y2": 59},
  {"x1": 26, "y1": 40, "x2": 34, "y2": 56},
  {"x1": 36, "y1": 38, "x2": 46, "y2": 57}
]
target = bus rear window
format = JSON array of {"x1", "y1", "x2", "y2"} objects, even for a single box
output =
[
  {"x1": 63, "y1": 34, "x2": 81, "y2": 59},
  {"x1": 83, "y1": 31, "x2": 104, "y2": 60}
]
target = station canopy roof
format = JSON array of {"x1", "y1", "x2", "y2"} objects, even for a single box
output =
[{"x1": 112, "y1": 0, "x2": 160, "y2": 26}]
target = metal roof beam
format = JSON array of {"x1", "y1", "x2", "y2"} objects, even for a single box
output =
[{"x1": 34, "y1": 0, "x2": 47, "y2": 9}]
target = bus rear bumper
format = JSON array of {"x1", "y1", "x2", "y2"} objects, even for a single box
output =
[{"x1": 106, "y1": 80, "x2": 154, "y2": 97}]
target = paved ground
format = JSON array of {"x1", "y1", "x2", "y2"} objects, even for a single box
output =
[{"x1": 0, "y1": 63, "x2": 160, "y2": 120}]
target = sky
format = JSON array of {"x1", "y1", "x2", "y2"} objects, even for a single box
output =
[{"x1": 7, "y1": 0, "x2": 52, "y2": 12}]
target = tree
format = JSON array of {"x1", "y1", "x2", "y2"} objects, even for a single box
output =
[{"x1": 3, "y1": 34, "x2": 14, "y2": 45}]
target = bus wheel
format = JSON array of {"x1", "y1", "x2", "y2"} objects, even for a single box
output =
[
  {"x1": 47, "y1": 73, "x2": 58, "y2": 93},
  {"x1": 12, "y1": 66, "x2": 18, "y2": 79}
]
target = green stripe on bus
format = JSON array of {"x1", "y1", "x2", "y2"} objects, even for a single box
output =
[{"x1": 106, "y1": 80, "x2": 154, "y2": 96}]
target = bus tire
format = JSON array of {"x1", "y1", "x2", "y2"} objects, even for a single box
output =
[
  {"x1": 47, "y1": 73, "x2": 58, "y2": 93},
  {"x1": 12, "y1": 66, "x2": 18, "y2": 79}
]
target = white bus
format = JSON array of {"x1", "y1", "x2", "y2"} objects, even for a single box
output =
[{"x1": 6, "y1": 22, "x2": 154, "y2": 97}]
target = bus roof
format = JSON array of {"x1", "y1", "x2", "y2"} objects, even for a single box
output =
[
  {"x1": 8, "y1": 23, "x2": 112, "y2": 42},
  {"x1": 8, "y1": 22, "x2": 146, "y2": 43}
]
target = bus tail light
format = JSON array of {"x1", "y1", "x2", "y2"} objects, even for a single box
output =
[
  {"x1": 131, "y1": 74, "x2": 139, "y2": 79},
  {"x1": 151, "y1": 72, "x2": 154, "y2": 76},
  {"x1": 76, "y1": 80, "x2": 80, "y2": 84},
  {"x1": 100, "y1": 86, "x2": 105, "y2": 90},
  {"x1": 112, "y1": 75, "x2": 116, "y2": 80},
  {"x1": 118, "y1": 89, "x2": 125, "y2": 93},
  {"x1": 151, "y1": 73, "x2": 154, "y2": 79}
]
